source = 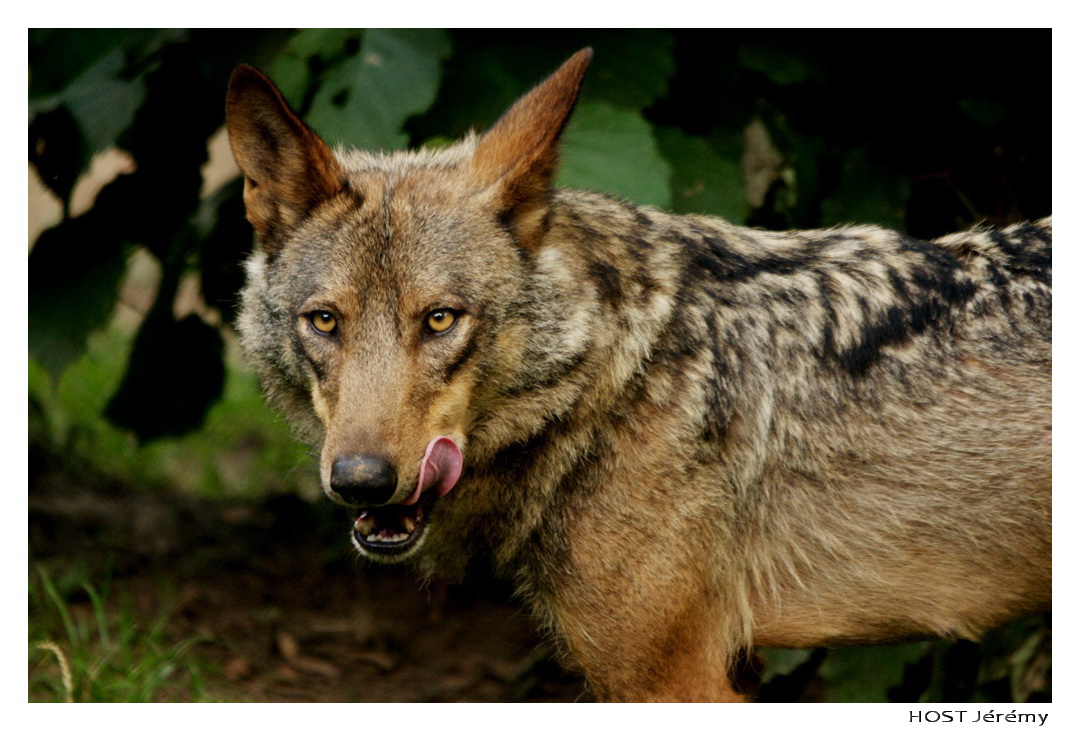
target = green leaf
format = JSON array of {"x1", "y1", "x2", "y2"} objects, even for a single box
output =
[
  {"x1": 739, "y1": 42, "x2": 820, "y2": 86},
  {"x1": 409, "y1": 31, "x2": 674, "y2": 145},
  {"x1": 268, "y1": 28, "x2": 361, "y2": 109},
  {"x1": 656, "y1": 126, "x2": 750, "y2": 222},
  {"x1": 62, "y1": 48, "x2": 147, "y2": 154},
  {"x1": 288, "y1": 27, "x2": 356, "y2": 59},
  {"x1": 820, "y1": 146, "x2": 909, "y2": 230},
  {"x1": 577, "y1": 30, "x2": 676, "y2": 110},
  {"x1": 306, "y1": 29, "x2": 452, "y2": 150},
  {"x1": 29, "y1": 29, "x2": 135, "y2": 99},
  {"x1": 558, "y1": 101, "x2": 671, "y2": 208},
  {"x1": 758, "y1": 648, "x2": 815, "y2": 683},
  {"x1": 411, "y1": 46, "x2": 528, "y2": 139},
  {"x1": 28, "y1": 217, "x2": 129, "y2": 382},
  {"x1": 30, "y1": 37, "x2": 165, "y2": 152},
  {"x1": 818, "y1": 643, "x2": 931, "y2": 702}
]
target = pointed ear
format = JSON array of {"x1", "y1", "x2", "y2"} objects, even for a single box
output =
[
  {"x1": 471, "y1": 48, "x2": 592, "y2": 249},
  {"x1": 226, "y1": 64, "x2": 345, "y2": 253}
]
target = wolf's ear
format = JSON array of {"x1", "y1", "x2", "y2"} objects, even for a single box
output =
[
  {"x1": 226, "y1": 64, "x2": 345, "y2": 253},
  {"x1": 471, "y1": 48, "x2": 592, "y2": 249}
]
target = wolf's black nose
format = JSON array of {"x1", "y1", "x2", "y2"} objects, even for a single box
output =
[{"x1": 330, "y1": 455, "x2": 398, "y2": 506}]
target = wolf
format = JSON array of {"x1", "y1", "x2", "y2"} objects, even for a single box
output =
[{"x1": 225, "y1": 49, "x2": 1051, "y2": 702}]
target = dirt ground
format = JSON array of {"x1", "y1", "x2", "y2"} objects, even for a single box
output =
[{"x1": 28, "y1": 451, "x2": 592, "y2": 702}]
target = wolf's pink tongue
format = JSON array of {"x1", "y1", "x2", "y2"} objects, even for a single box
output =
[{"x1": 402, "y1": 437, "x2": 463, "y2": 506}]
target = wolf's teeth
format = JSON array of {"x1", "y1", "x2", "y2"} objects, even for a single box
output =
[
  {"x1": 354, "y1": 514, "x2": 375, "y2": 537},
  {"x1": 354, "y1": 508, "x2": 420, "y2": 545},
  {"x1": 367, "y1": 533, "x2": 408, "y2": 543}
]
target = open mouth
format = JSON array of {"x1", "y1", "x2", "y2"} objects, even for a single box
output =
[
  {"x1": 349, "y1": 436, "x2": 463, "y2": 558},
  {"x1": 350, "y1": 492, "x2": 436, "y2": 557}
]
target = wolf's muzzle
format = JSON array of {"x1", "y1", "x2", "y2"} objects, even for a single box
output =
[{"x1": 329, "y1": 454, "x2": 398, "y2": 506}]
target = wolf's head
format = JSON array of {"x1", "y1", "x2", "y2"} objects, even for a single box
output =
[{"x1": 226, "y1": 50, "x2": 593, "y2": 560}]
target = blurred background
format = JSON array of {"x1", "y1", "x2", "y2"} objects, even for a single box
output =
[{"x1": 28, "y1": 29, "x2": 1051, "y2": 702}]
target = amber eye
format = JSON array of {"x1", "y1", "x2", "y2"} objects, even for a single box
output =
[
  {"x1": 309, "y1": 311, "x2": 337, "y2": 334},
  {"x1": 425, "y1": 309, "x2": 457, "y2": 334}
]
